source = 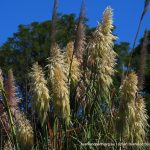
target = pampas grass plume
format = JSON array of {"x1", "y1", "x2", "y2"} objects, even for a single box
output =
[
  {"x1": 119, "y1": 73, "x2": 138, "y2": 142},
  {"x1": 88, "y1": 7, "x2": 117, "y2": 99},
  {"x1": 16, "y1": 112, "x2": 34, "y2": 150},
  {"x1": 65, "y1": 41, "x2": 80, "y2": 85},
  {"x1": 134, "y1": 95, "x2": 148, "y2": 143},
  {"x1": 47, "y1": 45, "x2": 70, "y2": 125},
  {"x1": 6, "y1": 69, "x2": 18, "y2": 112},
  {"x1": 30, "y1": 62, "x2": 50, "y2": 125}
]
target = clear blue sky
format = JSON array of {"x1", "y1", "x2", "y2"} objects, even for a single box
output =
[{"x1": 0, "y1": 0, "x2": 150, "y2": 46}]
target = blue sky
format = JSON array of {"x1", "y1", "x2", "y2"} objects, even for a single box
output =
[{"x1": 0, "y1": 0, "x2": 150, "y2": 47}]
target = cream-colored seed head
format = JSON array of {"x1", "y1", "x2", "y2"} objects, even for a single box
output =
[
  {"x1": 134, "y1": 96, "x2": 148, "y2": 143},
  {"x1": 16, "y1": 112, "x2": 34, "y2": 150},
  {"x1": 119, "y1": 73, "x2": 138, "y2": 142},
  {"x1": 65, "y1": 42, "x2": 74, "y2": 63},
  {"x1": 120, "y1": 73, "x2": 138, "y2": 103},
  {"x1": 47, "y1": 45, "x2": 70, "y2": 125},
  {"x1": 30, "y1": 62, "x2": 50, "y2": 125},
  {"x1": 53, "y1": 64, "x2": 70, "y2": 123},
  {"x1": 65, "y1": 42, "x2": 80, "y2": 85},
  {"x1": 47, "y1": 45, "x2": 65, "y2": 81},
  {"x1": 88, "y1": 7, "x2": 117, "y2": 99}
]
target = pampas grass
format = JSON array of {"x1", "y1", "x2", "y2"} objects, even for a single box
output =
[
  {"x1": 0, "y1": 2, "x2": 149, "y2": 149},
  {"x1": 5, "y1": 69, "x2": 18, "y2": 115},
  {"x1": 74, "y1": 0, "x2": 86, "y2": 61},
  {"x1": 65, "y1": 41, "x2": 80, "y2": 85},
  {"x1": 118, "y1": 73, "x2": 138, "y2": 142},
  {"x1": 88, "y1": 7, "x2": 117, "y2": 100},
  {"x1": 0, "y1": 69, "x2": 19, "y2": 150},
  {"x1": 134, "y1": 95, "x2": 148, "y2": 143},
  {"x1": 0, "y1": 69, "x2": 33, "y2": 149},
  {"x1": 16, "y1": 112, "x2": 33, "y2": 150},
  {"x1": 47, "y1": 45, "x2": 70, "y2": 125},
  {"x1": 53, "y1": 64, "x2": 70, "y2": 124},
  {"x1": 0, "y1": 69, "x2": 18, "y2": 135},
  {"x1": 30, "y1": 62, "x2": 50, "y2": 125}
]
